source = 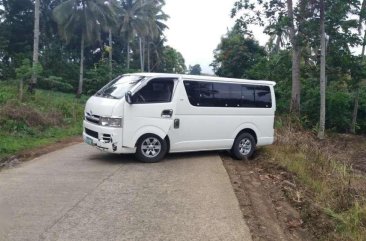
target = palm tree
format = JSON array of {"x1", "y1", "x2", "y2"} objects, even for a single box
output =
[
  {"x1": 318, "y1": 0, "x2": 326, "y2": 139},
  {"x1": 119, "y1": 0, "x2": 150, "y2": 70},
  {"x1": 145, "y1": 1, "x2": 168, "y2": 72},
  {"x1": 30, "y1": 0, "x2": 40, "y2": 93},
  {"x1": 264, "y1": 14, "x2": 289, "y2": 54},
  {"x1": 53, "y1": 0, "x2": 117, "y2": 97}
]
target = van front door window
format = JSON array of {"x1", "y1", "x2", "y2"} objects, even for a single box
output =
[{"x1": 132, "y1": 79, "x2": 174, "y2": 104}]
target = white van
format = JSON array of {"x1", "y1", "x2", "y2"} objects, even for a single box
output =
[{"x1": 83, "y1": 73, "x2": 276, "y2": 162}]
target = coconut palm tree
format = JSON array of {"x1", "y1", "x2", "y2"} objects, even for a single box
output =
[
  {"x1": 264, "y1": 14, "x2": 289, "y2": 54},
  {"x1": 145, "y1": 1, "x2": 168, "y2": 71},
  {"x1": 119, "y1": 0, "x2": 150, "y2": 70},
  {"x1": 318, "y1": 0, "x2": 326, "y2": 139},
  {"x1": 53, "y1": 0, "x2": 117, "y2": 97},
  {"x1": 29, "y1": 0, "x2": 40, "y2": 93}
]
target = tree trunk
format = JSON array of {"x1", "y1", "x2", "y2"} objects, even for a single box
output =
[
  {"x1": 29, "y1": 0, "x2": 40, "y2": 93},
  {"x1": 139, "y1": 37, "x2": 143, "y2": 72},
  {"x1": 291, "y1": 49, "x2": 301, "y2": 114},
  {"x1": 287, "y1": 0, "x2": 301, "y2": 115},
  {"x1": 350, "y1": 30, "x2": 366, "y2": 134},
  {"x1": 274, "y1": 34, "x2": 281, "y2": 53},
  {"x1": 318, "y1": 0, "x2": 326, "y2": 139},
  {"x1": 109, "y1": 28, "x2": 112, "y2": 80},
  {"x1": 147, "y1": 41, "x2": 151, "y2": 72},
  {"x1": 77, "y1": 35, "x2": 85, "y2": 98},
  {"x1": 126, "y1": 42, "x2": 130, "y2": 70}
]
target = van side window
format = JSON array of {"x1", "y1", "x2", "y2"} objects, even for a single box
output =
[
  {"x1": 255, "y1": 86, "x2": 272, "y2": 108},
  {"x1": 184, "y1": 80, "x2": 272, "y2": 108},
  {"x1": 242, "y1": 85, "x2": 255, "y2": 107},
  {"x1": 133, "y1": 79, "x2": 174, "y2": 103},
  {"x1": 213, "y1": 83, "x2": 241, "y2": 107}
]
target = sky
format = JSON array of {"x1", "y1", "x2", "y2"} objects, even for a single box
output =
[{"x1": 163, "y1": 0, "x2": 267, "y2": 74}]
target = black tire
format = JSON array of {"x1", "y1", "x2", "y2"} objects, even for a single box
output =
[
  {"x1": 231, "y1": 132, "x2": 256, "y2": 160},
  {"x1": 135, "y1": 134, "x2": 168, "y2": 163}
]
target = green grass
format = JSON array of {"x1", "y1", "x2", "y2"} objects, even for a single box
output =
[
  {"x1": 265, "y1": 125, "x2": 366, "y2": 241},
  {"x1": 0, "y1": 81, "x2": 86, "y2": 160}
]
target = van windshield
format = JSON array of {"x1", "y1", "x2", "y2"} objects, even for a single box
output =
[{"x1": 95, "y1": 75, "x2": 144, "y2": 99}]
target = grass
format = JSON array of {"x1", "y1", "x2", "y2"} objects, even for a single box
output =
[
  {"x1": 265, "y1": 116, "x2": 366, "y2": 240},
  {"x1": 0, "y1": 81, "x2": 86, "y2": 160}
]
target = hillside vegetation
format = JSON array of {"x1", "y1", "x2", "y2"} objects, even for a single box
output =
[{"x1": 0, "y1": 82, "x2": 85, "y2": 161}]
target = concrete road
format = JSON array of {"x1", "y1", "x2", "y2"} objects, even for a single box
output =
[{"x1": 0, "y1": 143, "x2": 252, "y2": 241}]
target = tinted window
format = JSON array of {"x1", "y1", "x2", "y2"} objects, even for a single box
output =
[
  {"x1": 183, "y1": 81, "x2": 200, "y2": 105},
  {"x1": 213, "y1": 83, "x2": 241, "y2": 107},
  {"x1": 242, "y1": 85, "x2": 255, "y2": 107},
  {"x1": 133, "y1": 79, "x2": 174, "y2": 103},
  {"x1": 199, "y1": 82, "x2": 214, "y2": 106},
  {"x1": 184, "y1": 80, "x2": 272, "y2": 108},
  {"x1": 255, "y1": 86, "x2": 272, "y2": 108}
]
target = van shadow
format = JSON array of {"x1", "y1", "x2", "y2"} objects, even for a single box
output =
[{"x1": 87, "y1": 150, "x2": 225, "y2": 165}]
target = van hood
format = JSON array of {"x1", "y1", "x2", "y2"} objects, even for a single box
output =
[{"x1": 85, "y1": 96, "x2": 121, "y2": 117}]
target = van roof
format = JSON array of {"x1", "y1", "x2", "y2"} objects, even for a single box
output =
[{"x1": 127, "y1": 73, "x2": 276, "y2": 86}]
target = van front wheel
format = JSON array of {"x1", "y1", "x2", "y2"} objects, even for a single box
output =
[
  {"x1": 135, "y1": 135, "x2": 167, "y2": 163},
  {"x1": 231, "y1": 133, "x2": 256, "y2": 160}
]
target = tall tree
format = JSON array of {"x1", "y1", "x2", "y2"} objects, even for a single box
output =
[
  {"x1": 29, "y1": 0, "x2": 40, "y2": 93},
  {"x1": 119, "y1": 0, "x2": 150, "y2": 70},
  {"x1": 211, "y1": 26, "x2": 266, "y2": 79},
  {"x1": 286, "y1": 0, "x2": 302, "y2": 115},
  {"x1": 231, "y1": 0, "x2": 306, "y2": 114},
  {"x1": 53, "y1": 0, "x2": 117, "y2": 97},
  {"x1": 351, "y1": 0, "x2": 366, "y2": 133},
  {"x1": 318, "y1": 0, "x2": 326, "y2": 139}
]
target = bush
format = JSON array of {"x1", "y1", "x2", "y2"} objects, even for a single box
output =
[{"x1": 38, "y1": 76, "x2": 74, "y2": 93}]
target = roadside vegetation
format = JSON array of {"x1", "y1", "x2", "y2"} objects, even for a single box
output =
[
  {"x1": 0, "y1": 82, "x2": 85, "y2": 161},
  {"x1": 265, "y1": 117, "x2": 366, "y2": 240}
]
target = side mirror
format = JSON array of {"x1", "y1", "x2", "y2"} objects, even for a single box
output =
[{"x1": 125, "y1": 91, "x2": 133, "y2": 104}]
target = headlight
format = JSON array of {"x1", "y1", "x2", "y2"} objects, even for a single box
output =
[{"x1": 99, "y1": 117, "x2": 122, "y2": 127}]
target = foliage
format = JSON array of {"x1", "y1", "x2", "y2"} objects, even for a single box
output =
[
  {"x1": 15, "y1": 59, "x2": 42, "y2": 81},
  {"x1": 0, "y1": 0, "x2": 179, "y2": 95},
  {"x1": 0, "y1": 81, "x2": 85, "y2": 159},
  {"x1": 38, "y1": 76, "x2": 74, "y2": 93},
  {"x1": 189, "y1": 64, "x2": 201, "y2": 75},
  {"x1": 160, "y1": 46, "x2": 186, "y2": 73},
  {"x1": 211, "y1": 26, "x2": 266, "y2": 78}
]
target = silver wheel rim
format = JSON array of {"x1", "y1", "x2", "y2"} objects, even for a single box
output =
[
  {"x1": 141, "y1": 137, "x2": 161, "y2": 158},
  {"x1": 239, "y1": 138, "x2": 252, "y2": 156}
]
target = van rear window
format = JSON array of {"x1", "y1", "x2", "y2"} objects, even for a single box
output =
[{"x1": 183, "y1": 81, "x2": 272, "y2": 108}]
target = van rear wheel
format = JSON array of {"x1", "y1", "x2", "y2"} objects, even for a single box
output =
[
  {"x1": 231, "y1": 133, "x2": 256, "y2": 160},
  {"x1": 135, "y1": 134, "x2": 167, "y2": 163}
]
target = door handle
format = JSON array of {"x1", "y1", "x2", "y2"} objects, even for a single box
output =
[{"x1": 161, "y1": 109, "x2": 173, "y2": 118}]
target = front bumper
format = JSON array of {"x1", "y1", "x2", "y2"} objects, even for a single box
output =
[{"x1": 83, "y1": 120, "x2": 135, "y2": 154}]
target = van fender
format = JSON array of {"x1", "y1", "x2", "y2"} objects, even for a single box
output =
[
  {"x1": 129, "y1": 126, "x2": 167, "y2": 148},
  {"x1": 232, "y1": 123, "x2": 261, "y2": 141}
]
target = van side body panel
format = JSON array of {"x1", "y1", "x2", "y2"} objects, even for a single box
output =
[{"x1": 168, "y1": 79, "x2": 275, "y2": 152}]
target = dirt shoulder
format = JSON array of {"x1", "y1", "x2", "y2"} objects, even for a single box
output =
[
  {"x1": 0, "y1": 136, "x2": 82, "y2": 169},
  {"x1": 221, "y1": 151, "x2": 315, "y2": 241}
]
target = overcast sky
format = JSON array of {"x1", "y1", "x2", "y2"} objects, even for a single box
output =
[{"x1": 163, "y1": 0, "x2": 249, "y2": 74}]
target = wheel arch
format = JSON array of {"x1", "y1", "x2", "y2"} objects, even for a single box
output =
[
  {"x1": 132, "y1": 126, "x2": 167, "y2": 147},
  {"x1": 234, "y1": 128, "x2": 258, "y2": 144}
]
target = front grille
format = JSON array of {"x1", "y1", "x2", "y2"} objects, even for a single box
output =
[
  {"x1": 85, "y1": 112, "x2": 100, "y2": 124},
  {"x1": 85, "y1": 128, "x2": 98, "y2": 139}
]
